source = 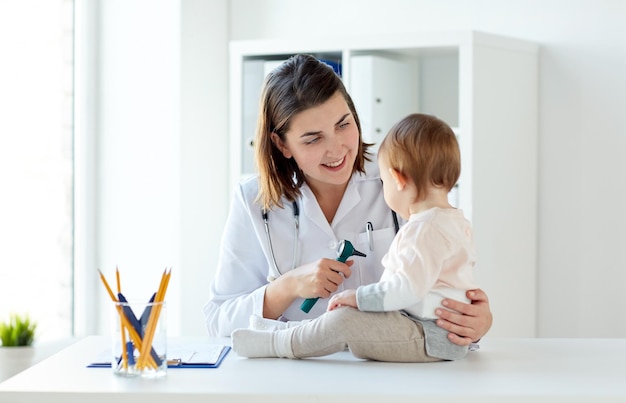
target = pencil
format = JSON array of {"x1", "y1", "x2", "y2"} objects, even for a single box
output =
[
  {"x1": 136, "y1": 268, "x2": 169, "y2": 369},
  {"x1": 136, "y1": 268, "x2": 171, "y2": 370},
  {"x1": 97, "y1": 269, "x2": 157, "y2": 369},
  {"x1": 98, "y1": 269, "x2": 117, "y2": 301},
  {"x1": 116, "y1": 267, "x2": 128, "y2": 369}
]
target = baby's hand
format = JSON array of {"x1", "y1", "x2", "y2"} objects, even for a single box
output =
[{"x1": 327, "y1": 289, "x2": 357, "y2": 311}]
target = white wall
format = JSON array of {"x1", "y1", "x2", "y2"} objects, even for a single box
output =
[
  {"x1": 94, "y1": 0, "x2": 182, "y2": 334},
  {"x1": 179, "y1": 0, "x2": 229, "y2": 338},
  {"x1": 228, "y1": 0, "x2": 626, "y2": 338},
  {"x1": 89, "y1": 0, "x2": 229, "y2": 337},
  {"x1": 90, "y1": 0, "x2": 626, "y2": 338},
  {"x1": 0, "y1": 0, "x2": 74, "y2": 342}
]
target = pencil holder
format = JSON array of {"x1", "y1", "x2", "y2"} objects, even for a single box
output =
[{"x1": 111, "y1": 300, "x2": 167, "y2": 378}]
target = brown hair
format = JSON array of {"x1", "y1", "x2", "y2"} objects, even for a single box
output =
[
  {"x1": 378, "y1": 113, "x2": 460, "y2": 200},
  {"x1": 254, "y1": 54, "x2": 372, "y2": 210}
]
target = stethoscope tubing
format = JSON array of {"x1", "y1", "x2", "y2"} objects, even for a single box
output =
[
  {"x1": 262, "y1": 200, "x2": 398, "y2": 282},
  {"x1": 262, "y1": 201, "x2": 299, "y2": 281}
]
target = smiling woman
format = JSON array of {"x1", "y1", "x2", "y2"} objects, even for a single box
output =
[
  {"x1": 0, "y1": 0, "x2": 75, "y2": 342},
  {"x1": 269, "y1": 91, "x2": 361, "y2": 222}
]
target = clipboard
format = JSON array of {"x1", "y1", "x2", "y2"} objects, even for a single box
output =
[
  {"x1": 88, "y1": 343, "x2": 231, "y2": 369},
  {"x1": 168, "y1": 345, "x2": 231, "y2": 368}
]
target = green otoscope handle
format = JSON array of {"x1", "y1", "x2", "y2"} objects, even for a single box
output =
[
  {"x1": 299, "y1": 296, "x2": 319, "y2": 313},
  {"x1": 300, "y1": 240, "x2": 364, "y2": 313}
]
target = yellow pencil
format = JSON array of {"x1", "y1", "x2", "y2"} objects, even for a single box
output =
[
  {"x1": 98, "y1": 269, "x2": 117, "y2": 301},
  {"x1": 136, "y1": 269, "x2": 169, "y2": 369},
  {"x1": 116, "y1": 267, "x2": 128, "y2": 369},
  {"x1": 136, "y1": 268, "x2": 171, "y2": 370},
  {"x1": 97, "y1": 269, "x2": 157, "y2": 369}
]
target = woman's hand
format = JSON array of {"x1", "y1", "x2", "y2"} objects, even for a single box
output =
[
  {"x1": 327, "y1": 289, "x2": 357, "y2": 311},
  {"x1": 264, "y1": 258, "x2": 352, "y2": 319},
  {"x1": 292, "y1": 258, "x2": 353, "y2": 299},
  {"x1": 435, "y1": 288, "x2": 492, "y2": 346}
]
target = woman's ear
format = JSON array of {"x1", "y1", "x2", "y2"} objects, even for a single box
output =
[
  {"x1": 389, "y1": 167, "x2": 407, "y2": 191},
  {"x1": 270, "y1": 132, "x2": 292, "y2": 158}
]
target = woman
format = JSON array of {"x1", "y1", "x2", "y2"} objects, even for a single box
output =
[{"x1": 204, "y1": 54, "x2": 492, "y2": 345}]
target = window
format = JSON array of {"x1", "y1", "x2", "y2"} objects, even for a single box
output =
[{"x1": 0, "y1": 0, "x2": 74, "y2": 342}]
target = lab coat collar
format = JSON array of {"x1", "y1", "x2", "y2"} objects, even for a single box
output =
[
  {"x1": 332, "y1": 176, "x2": 361, "y2": 226},
  {"x1": 300, "y1": 173, "x2": 362, "y2": 235}
]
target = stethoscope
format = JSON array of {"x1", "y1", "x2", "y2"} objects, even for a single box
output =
[
  {"x1": 262, "y1": 201, "x2": 300, "y2": 282},
  {"x1": 262, "y1": 200, "x2": 399, "y2": 282}
]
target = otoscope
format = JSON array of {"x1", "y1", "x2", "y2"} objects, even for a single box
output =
[{"x1": 300, "y1": 240, "x2": 367, "y2": 313}]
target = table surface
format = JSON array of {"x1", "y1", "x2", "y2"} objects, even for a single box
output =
[
  {"x1": 1, "y1": 336, "x2": 625, "y2": 403},
  {"x1": 0, "y1": 338, "x2": 77, "y2": 383}
]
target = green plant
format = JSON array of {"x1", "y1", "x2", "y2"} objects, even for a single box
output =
[{"x1": 0, "y1": 314, "x2": 37, "y2": 347}]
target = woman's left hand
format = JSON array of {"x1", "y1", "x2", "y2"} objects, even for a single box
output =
[{"x1": 435, "y1": 288, "x2": 493, "y2": 346}]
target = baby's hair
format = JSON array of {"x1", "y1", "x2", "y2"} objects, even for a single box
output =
[{"x1": 378, "y1": 113, "x2": 460, "y2": 200}]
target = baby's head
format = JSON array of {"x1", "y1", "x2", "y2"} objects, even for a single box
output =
[{"x1": 378, "y1": 113, "x2": 460, "y2": 201}]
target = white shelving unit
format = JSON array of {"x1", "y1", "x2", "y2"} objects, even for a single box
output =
[{"x1": 229, "y1": 31, "x2": 538, "y2": 337}]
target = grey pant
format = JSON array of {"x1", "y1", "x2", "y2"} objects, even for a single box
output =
[{"x1": 288, "y1": 307, "x2": 443, "y2": 362}]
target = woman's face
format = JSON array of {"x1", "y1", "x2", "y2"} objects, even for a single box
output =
[{"x1": 272, "y1": 91, "x2": 360, "y2": 193}]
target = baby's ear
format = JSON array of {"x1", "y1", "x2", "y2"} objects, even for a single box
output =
[{"x1": 389, "y1": 168, "x2": 407, "y2": 191}]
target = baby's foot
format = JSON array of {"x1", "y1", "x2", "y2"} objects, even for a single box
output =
[{"x1": 231, "y1": 329, "x2": 277, "y2": 358}]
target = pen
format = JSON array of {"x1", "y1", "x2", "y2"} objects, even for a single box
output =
[
  {"x1": 139, "y1": 292, "x2": 157, "y2": 332},
  {"x1": 366, "y1": 222, "x2": 374, "y2": 251},
  {"x1": 117, "y1": 293, "x2": 143, "y2": 337},
  {"x1": 118, "y1": 292, "x2": 163, "y2": 366}
]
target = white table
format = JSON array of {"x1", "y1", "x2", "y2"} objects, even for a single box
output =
[
  {"x1": 1, "y1": 336, "x2": 625, "y2": 402},
  {"x1": 0, "y1": 338, "x2": 76, "y2": 383}
]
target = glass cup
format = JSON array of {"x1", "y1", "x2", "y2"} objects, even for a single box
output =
[{"x1": 111, "y1": 299, "x2": 167, "y2": 377}]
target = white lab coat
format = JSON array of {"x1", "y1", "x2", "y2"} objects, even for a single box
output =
[{"x1": 203, "y1": 159, "x2": 403, "y2": 337}]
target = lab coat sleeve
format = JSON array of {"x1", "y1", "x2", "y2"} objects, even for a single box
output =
[{"x1": 203, "y1": 180, "x2": 270, "y2": 337}]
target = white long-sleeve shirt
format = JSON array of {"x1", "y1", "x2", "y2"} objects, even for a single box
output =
[{"x1": 356, "y1": 207, "x2": 478, "y2": 320}]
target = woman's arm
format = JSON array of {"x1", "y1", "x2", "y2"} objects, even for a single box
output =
[
  {"x1": 205, "y1": 182, "x2": 355, "y2": 334},
  {"x1": 263, "y1": 259, "x2": 353, "y2": 319},
  {"x1": 204, "y1": 184, "x2": 271, "y2": 336},
  {"x1": 435, "y1": 288, "x2": 492, "y2": 346}
]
